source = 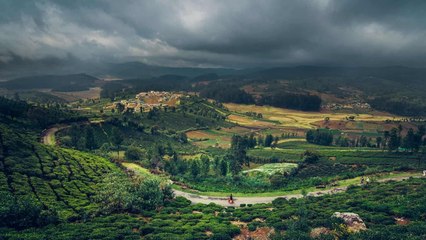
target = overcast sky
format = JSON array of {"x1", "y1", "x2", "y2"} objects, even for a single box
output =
[{"x1": 1, "y1": 0, "x2": 426, "y2": 68}]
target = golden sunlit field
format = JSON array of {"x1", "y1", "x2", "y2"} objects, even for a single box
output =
[
  {"x1": 224, "y1": 103, "x2": 398, "y2": 129},
  {"x1": 185, "y1": 103, "x2": 409, "y2": 149}
]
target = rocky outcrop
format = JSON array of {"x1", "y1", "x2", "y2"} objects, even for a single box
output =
[{"x1": 333, "y1": 212, "x2": 367, "y2": 232}]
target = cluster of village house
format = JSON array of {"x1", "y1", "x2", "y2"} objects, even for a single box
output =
[
  {"x1": 105, "y1": 91, "x2": 182, "y2": 112},
  {"x1": 322, "y1": 102, "x2": 371, "y2": 110}
]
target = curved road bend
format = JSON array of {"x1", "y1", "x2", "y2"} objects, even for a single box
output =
[{"x1": 174, "y1": 175, "x2": 422, "y2": 207}]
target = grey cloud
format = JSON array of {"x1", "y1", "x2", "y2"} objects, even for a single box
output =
[{"x1": 1, "y1": 0, "x2": 426, "y2": 67}]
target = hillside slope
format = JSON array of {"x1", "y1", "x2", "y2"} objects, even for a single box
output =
[{"x1": 0, "y1": 123, "x2": 120, "y2": 220}]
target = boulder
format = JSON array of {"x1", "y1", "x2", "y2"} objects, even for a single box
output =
[{"x1": 332, "y1": 212, "x2": 367, "y2": 232}]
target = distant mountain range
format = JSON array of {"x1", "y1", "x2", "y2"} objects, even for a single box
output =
[
  {"x1": 0, "y1": 73, "x2": 100, "y2": 92},
  {"x1": 0, "y1": 61, "x2": 425, "y2": 116}
]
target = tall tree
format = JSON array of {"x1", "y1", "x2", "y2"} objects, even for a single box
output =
[
  {"x1": 220, "y1": 159, "x2": 228, "y2": 176},
  {"x1": 116, "y1": 102, "x2": 125, "y2": 113},
  {"x1": 376, "y1": 136, "x2": 382, "y2": 149},
  {"x1": 85, "y1": 126, "x2": 96, "y2": 150},
  {"x1": 264, "y1": 134, "x2": 274, "y2": 147},
  {"x1": 200, "y1": 155, "x2": 210, "y2": 176},
  {"x1": 228, "y1": 155, "x2": 241, "y2": 176},
  {"x1": 388, "y1": 128, "x2": 400, "y2": 152},
  {"x1": 111, "y1": 128, "x2": 124, "y2": 159},
  {"x1": 403, "y1": 128, "x2": 416, "y2": 152},
  {"x1": 230, "y1": 135, "x2": 249, "y2": 169},
  {"x1": 248, "y1": 133, "x2": 256, "y2": 148},
  {"x1": 190, "y1": 161, "x2": 200, "y2": 179}
]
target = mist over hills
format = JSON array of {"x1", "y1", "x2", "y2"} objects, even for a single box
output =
[{"x1": 1, "y1": 59, "x2": 425, "y2": 116}]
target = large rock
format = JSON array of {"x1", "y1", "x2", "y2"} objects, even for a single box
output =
[{"x1": 332, "y1": 212, "x2": 367, "y2": 232}]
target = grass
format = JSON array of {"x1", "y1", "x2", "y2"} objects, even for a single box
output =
[
  {"x1": 121, "y1": 162, "x2": 169, "y2": 184},
  {"x1": 243, "y1": 163, "x2": 298, "y2": 176},
  {"x1": 121, "y1": 162, "x2": 151, "y2": 176},
  {"x1": 107, "y1": 151, "x2": 126, "y2": 160},
  {"x1": 186, "y1": 126, "x2": 252, "y2": 148}
]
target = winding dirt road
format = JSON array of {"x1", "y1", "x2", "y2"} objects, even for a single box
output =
[
  {"x1": 173, "y1": 187, "x2": 346, "y2": 207},
  {"x1": 173, "y1": 175, "x2": 423, "y2": 207},
  {"x1": 41, "y1": 124, "x2": 71, "y2": 145},
  {"x1": 40, "y1": 120, "x2": 103, "y2": 145}
]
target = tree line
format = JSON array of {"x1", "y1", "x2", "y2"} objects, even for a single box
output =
[
  {"x1": 306, "y1": 126, "x2": 426, "y2": 152},
  {"x1": 0, "y1": 96, "x2": 86, "y2": 128},
  {"x1": 258, "y1": 92, "x2": 322, "y2": 111},
  {"x1": 381, "y1": 126, "x2": 425, "y2": 152}
]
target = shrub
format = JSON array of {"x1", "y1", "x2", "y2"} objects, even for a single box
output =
[
  {"x1": 125, "y1": 147, "x2": 146, "y2": 161},
  {"x1": 165, "y1": 196, "x2": 191, "y2": 208},
  {"x1": 272, "y1": 197, "x2": 288, "y2": 207},
  {"x1": 303, "y1": 150, "x2": 321, "y2": 164}
]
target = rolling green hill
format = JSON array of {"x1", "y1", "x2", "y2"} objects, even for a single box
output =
[{"x1": 0, "y1": 123, "x2": 120, "y2": 220}]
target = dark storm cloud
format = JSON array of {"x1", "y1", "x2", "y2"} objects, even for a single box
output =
[{"x1": 1, "y1": 0, "x2": 426, "y2": 67}]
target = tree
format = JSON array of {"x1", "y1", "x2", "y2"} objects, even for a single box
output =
[
  {"x1": 264, "y1": 134, "x2": 274, "y2": 147},
  {"x1": 125, "y1": 147, "x2": 145, "y2": 161},
  {"x1": 149, "y1": 152, "x2": 163, "y2": 170},
  {"x1": 415, "y1": 126, "x2": 426, "y2": 151},
  {"x1": 359, "y1": 135, "x2": 368, "y2": 147},
  {"x1": 116, "y1": 102, "x2": 125, "y2": 113},
  {"x1": 94, "y1": 172, "x2": 133, "y2": 214},
  {"x1": 213, "y1": 156, "x2": 221, "y2": 175},
  {"x1": 147, "y1": 108, "x2": 159, "y2": 119},
  {"x1": 220, "y1": 159, "x2": 228, "y2": 176},
  {"x1": 302, "y1": 150, "x2": 320, "y2": 164},
  {"x1": 85, "y1": 126, "x2": 96, "y2": 150},
  {"x1": 388, "y1": 128, "x2": 400, "y2": 152},
  {"x1": 132, "y1": 178, "x2": 164, "y2": 211},
  {"x1": 257, "y1": 136, "x2": 264, "y2": 147},
  {"x1": 176, "y1": 132, "x2": 188, "y2": 143},
  {"x1": 95, "y1": 173, "x2": 167, "y2": 213},
  {"x1": 402, "y1": 128, "x2": 416, "y2": 152},
  {"x1": 151, "y1": 125, "x2": 159, "y2": 135},
  {"x1": 111, "y1": 128, "x2": 124, "y2": 159},
  {"x1": 70, "y1": 123, "x2": 80, "y2": 147},
  {"x1": 230, "y1": 135, "x2": 249, "y2": 171},
  {"x1": 383, "y1": 130, "x2": 390, "y2": 150},
  {"x1": 190, "y1": 161, "x2": 200, "y2": 178},
  {"x1": 306, "y1": 129, "x2": 333, "y2": 146},
  {"x1": 376, "y1": 136, "x2": 382, "y2": 149},
  {"x1": 248, "y1": 133, "x2": 256, "y2": 148},
  {"x1": 229, "y1": 154, "x2": 241, "y2": 176},
  {"x1": 200, "y1": 155, "x2": 210, "y2": 176}
]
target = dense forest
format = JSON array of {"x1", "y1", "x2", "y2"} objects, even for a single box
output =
[
  {"x1": 199, "y1": 83, "x2": 255, "y2": 104},
  {"x1": 259, "y1": 93, "x2": 322, "y2": 111}
]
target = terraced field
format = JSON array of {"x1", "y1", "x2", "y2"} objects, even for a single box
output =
[
  {"x1": 0, "y1": 124, "x2": 119, "y2": 220},
  {"x1": 186, "y1": 102, "x2": 405, "y2": 150},
  {"x1": 224, "y1": 103, "x2": 397, "y2": 129}
]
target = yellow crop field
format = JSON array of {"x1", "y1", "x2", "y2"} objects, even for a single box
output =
[
  {"x1": 185, "y1": 103, "x2": 404, "y2": 149},
  {"x1": 224, "y1": 103, "x2": 398, "y2": 130}
]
